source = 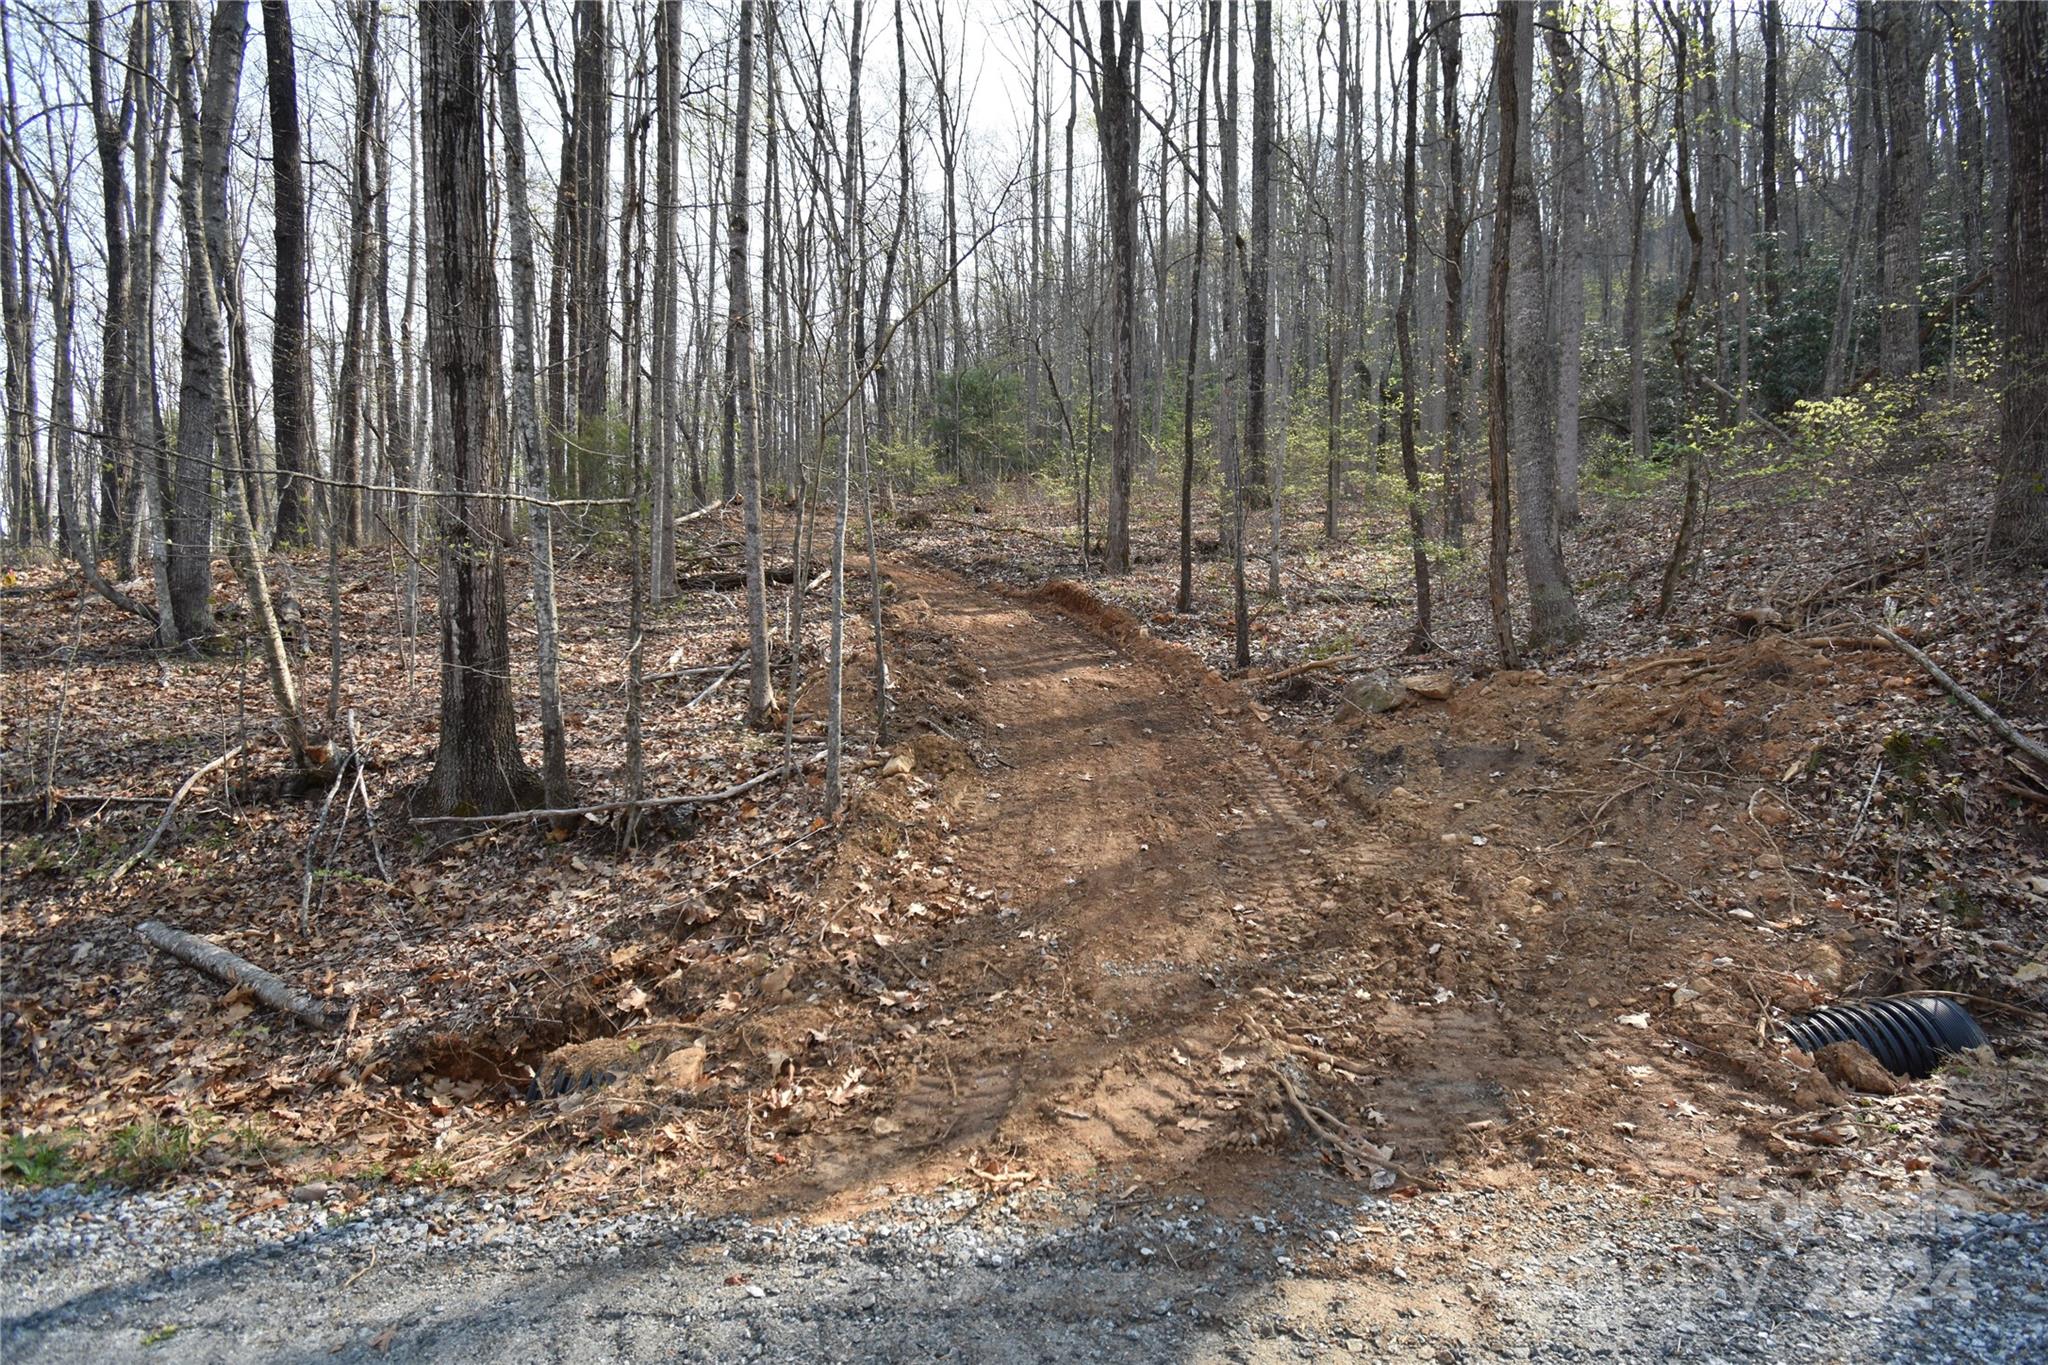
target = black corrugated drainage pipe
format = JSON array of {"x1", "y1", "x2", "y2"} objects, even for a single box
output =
[{"x1": 1782, "y1": 995, "x2": 1989, "y2": 1079}]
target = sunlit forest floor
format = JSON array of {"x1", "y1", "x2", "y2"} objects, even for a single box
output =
[{"x1": 4, "y1": 383, "x2": 2044, "y2": 1225}]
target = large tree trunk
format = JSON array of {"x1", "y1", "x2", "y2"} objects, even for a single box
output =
[
  {"x1": 1178, "y1": 2, "x2": 1215, "y2": 614},
  {"x1": 0, "y1": 2, "x2": 32, "y2": 549},
  {"x1": 165, "y1": 0, "x2": 249, "y2": 641},
  {"x1": 1877, "y1": 1, "x2": 1930, "y2": 380},
  {"x1": 1483, "y1": 1, "x2": 1520, "y2": 670},
  {"x1": 419, "y1": 0, "x2": 539, "y2": 817},
  {"x1": 261, "y1": 1, "x2": 312, "y2": 543},
  {"x1": 1241, "y1": 0, "x2": 1276, "y2": 661},
  {"x1": 570, "y1": 1, "x2": 612, "y2": 436},
  {"x1": 1657, "y1": 0, "x2": 1708, "y2": 620},
  {"x1": 1504, "y1": 1, "x2": 1577, "y2": 650},
  {"x1": 167, "y1": 1, "x2": 311, "y2": 768},
  {"x1": 492, "y1": 0, "x2": 573, "y2": 810},
  {"x1": 1094, "y1": 1, "x2": 1141, "y2": 575},
  {"x1": 85, "y1": 1, "x2": 135, "y2": 568},
  {"x1": 1433, "y1": 0, "x2": 1468, "y2": 542},
  {"x1": 1760, "y1": 0, "x2": 1782, "y2": 315},
  {"x1": 1543, "y1": 0, "x2": 1587, "y2": 529},
  {"x1": 1216, "y1": 0, "x2": 1242, "y2": 566},
  {"x1": 650, "y1": 0, "x2": 679, "y2": 602},
  {"x1": 728, "y1": 0, "x2": 775, "y2": 722},
  {"x1": 1989, "y1": 0, "x2": 2046, "y2": 562}
]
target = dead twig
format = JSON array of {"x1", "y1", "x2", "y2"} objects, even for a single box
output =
[
  {"x1": 109, "y1": 744, "x2": 249, "y2": 883},
  {"x1": 345, "y1": 711, "x2": 391, "y2": 883},
  {"x1": 301, "y1": 744, "x2": 357, "y2": 932}
]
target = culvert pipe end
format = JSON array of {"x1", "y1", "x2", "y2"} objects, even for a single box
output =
[{"x1": 1781, "y1": 995, "x2": 1990, "y2": 1079}]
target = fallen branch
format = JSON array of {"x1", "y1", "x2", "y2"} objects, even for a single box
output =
[
  {"x1": 684, "y1": 651, "x2": 749, "y2": 709},
  {"x1": 1701, "y1": 377, "x2": 1796, "y2": 445},
  {"x1": 1793, "y1": 634, "x2": 1891, "y2": 650},
  {"x1": 412, "y1": 748, "x2": 828, "y2": 826},
  {"x1": 1248, "y1": 651, "x2": 1364, "y2": 686},
  {"x1": 138, "y1": 920, "x2": 336, "y2": 1030},
  {"x1": 108, "y1": 744, "x2": 248, "y2": 883},
  {"x1": 1269, "y1": 1062, "x2": 1414, "y2": 1188},
  {"x1": 1876, "y1": 626, "x2": 2048, "y2": 774}
]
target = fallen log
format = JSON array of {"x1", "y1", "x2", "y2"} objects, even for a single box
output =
[
  {"x1": 138, "y1": 920, "x2": 337, "y2": 1031},
  {"x1": 675, "y1": 562, "x2": 818, "y2": 592},
  {"x1": 1877, "y1": 625, "x2": 2048, "y2": 774}
]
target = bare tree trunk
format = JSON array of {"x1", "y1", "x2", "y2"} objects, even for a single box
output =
[
  {"x1": 332, "y1": 0, "x2": 380, "y2": 548},
  {"x1": 1092, "y1": 1, "x2": 1141, "y2": 575},
  {"x1": 1216, "y1": 0, "x2": 1243, "y2": 571},
  {"x1": 1178, "y1": 1, "x2": 1215, "y2": 614},
  {"x1": 85, "y1": 1, "x2": 136, "y2": 568},
  {"x1": 1544, "y1": 0, "x2": 1587, "y2": 528},
  {"x1": 1657, "y1": 0, "x2": 1707, "y2": 620},
  {"x1": 167, "y1": 0, "x2": 311, "y2": 769},
  {"x1": 164, "y1": 0, "x2": 249, "y2": 641},
  {"x1": 1988, "y1": 0, "x2": 2046, "y2": 562},
  {"x1": 1236, "y1": 0, "x2": 1275, "y2": 667},
  {"x1": 1484, "y1": 1, "x2": 1521, "y2": 670},
  {"x1": 570, "y1": 0, "x2": 612, "y2": 437},
  {"x1": 419, "y1": 0, "x2": 539, "y2": 817},
  {"x1": 1395, "y1": 0, "x2": 1433, "y2": 651},
  {"x1": 493, "y1": 0, "x2": 573, "y2": 810},
  {"x1": 729, "y1": 0, "x2": 775, "y2": 722},
  {"x1": 261, "y1": 1, "x2": 312, "y2": 544},
  {"x1": 1505, "y1": 1, "x2": 1577, "y2": 649},
  {"x1": 824, "y1": 0, "x2": 868, "y2": 819},
  {"x1": 1322, "y1": 3, "x2": 1349, "y2": 546},
  {"x1": 0, "y1": 5, "x2": 32, "y2": 549},
  {"x1": 1760, "y1": 0, "x2": 1782, "y2": 315},
  {"x1": 1435, "y1": 0, "x2": 1468, "y2": 541},
  {"x1": 1626, "y1": 2, "x2": 1653, "y2": 465},
  {"x1": 650, "y1": 0, "x2": 679, "y2": 602},
  {"x1": 1825, "y1": 8, "x2": 1877, "y2": 395},
  {"x1": 1877, "y1": 1, "x2": 1929, "y2": 380}
]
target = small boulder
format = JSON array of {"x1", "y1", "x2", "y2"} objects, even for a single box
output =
[
  {"x1": 1812, "y1": 1040, "x2": 1901, "y2": 1096},
  {"x1": 1399, "y1": 671, "x2": 1456, "y2": 702},
  {"x1": 1341, "y1": 670, "x2": 1409, "y2": 716}
]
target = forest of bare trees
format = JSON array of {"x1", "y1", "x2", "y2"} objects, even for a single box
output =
[
  {"x1": 9, "y1": 10, "x2": 2048, "y2": 1340},
  {"x1": 2, "y1": 0, "x2": 2043, "y2": 816}
]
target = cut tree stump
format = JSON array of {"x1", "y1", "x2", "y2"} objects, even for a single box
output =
[{"x1": 138, "y1": 921, "x2": 338, "y2": 1030}]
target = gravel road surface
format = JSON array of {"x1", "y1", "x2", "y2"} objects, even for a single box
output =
[{"x1": 5, "y1": 1174, "x2": 2043, "y2": 1362}]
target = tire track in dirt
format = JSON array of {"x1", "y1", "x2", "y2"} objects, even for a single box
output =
[
  {"x1": 787, "y1": 564, "x2": 1876, "y2": 1215},
  {"x1": 793, "y1": 564, "x2": 1398, "y2": 1206}
]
